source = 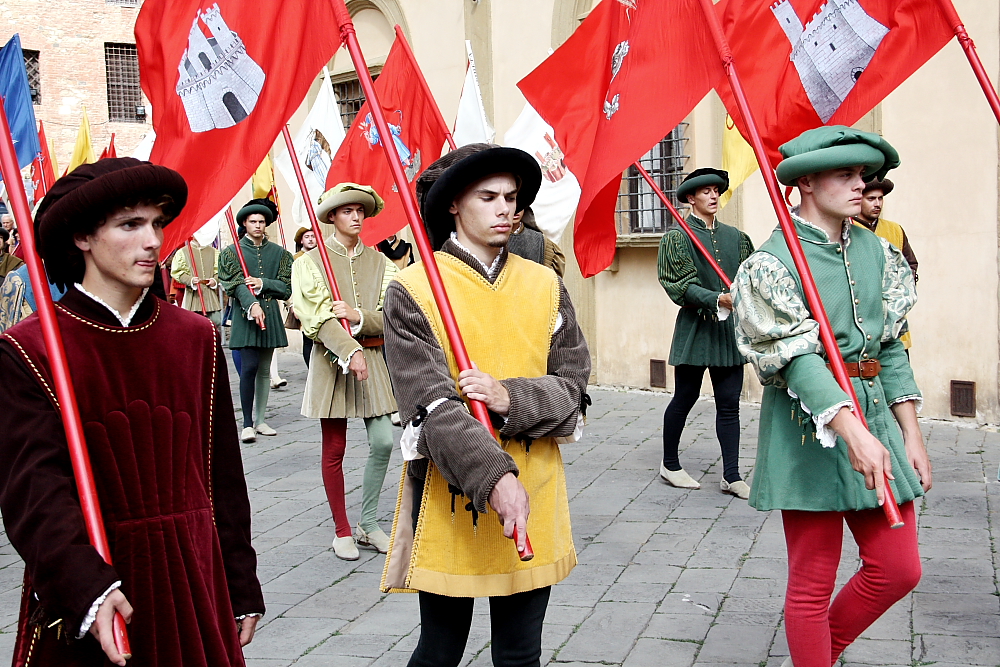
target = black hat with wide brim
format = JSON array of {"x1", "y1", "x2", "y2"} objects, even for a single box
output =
[
  {"x1": 419, "y1": 145, "x2": 543, "y2": 251},
  {"x1": 676, "y1": 168, "x2": 729, "y2": 203}
]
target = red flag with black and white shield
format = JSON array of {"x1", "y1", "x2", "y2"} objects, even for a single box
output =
[
  {"x1": 324, "y1": 36, "x2": 449, "y2": 247},
  {"x1": 717, "y1": 0, "x2": 955, "y2": 165},
  {"x1": 518, "y1": 0, "x2": 724, "y2": 278},
  {"x1": 135, "y1": 0, "x2": 343, "y2": 257}
]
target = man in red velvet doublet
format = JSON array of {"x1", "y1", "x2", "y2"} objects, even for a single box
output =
[{"x1": 0, "y1": 158, "x2": 264, "y2": 666}]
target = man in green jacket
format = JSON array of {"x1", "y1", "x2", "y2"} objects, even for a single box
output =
[
  {"x1": 732, "y1": 127, "x2": 932, "y2": 667},
  {"x1": 656, "y1": 168, "x2": 753, "y2": 498},
  {"x1": 220, "y1": 199, "x2": 293, "y2": 443}
]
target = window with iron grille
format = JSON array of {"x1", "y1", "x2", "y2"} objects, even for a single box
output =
[
  {"x1": 332, "y1": 75, "x2": 379, "y2": 133},
  {"x1": 106, "y1": 0, "x2": 139, "y2": 6},
  {"x1": 104, "y1": 43, "x2": 144, "y2": 123},
  {"x1": 22, "y1": 50, "x2": 39, "y2": 105},
  {"x1": 616, "y1": 123, "x2": 689, "y2": 235}
]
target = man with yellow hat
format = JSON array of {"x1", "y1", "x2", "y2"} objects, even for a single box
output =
[
  {"x1": 732, "y1": 126, "x2": 931, "y2": 667},
  {"x1": 291, "y1": 182, "x2": 398, "y2": 561}
]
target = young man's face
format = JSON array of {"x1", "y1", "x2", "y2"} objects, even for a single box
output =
[
  {"x1": 687, "y1": 185, "x2": 720, "y2": 218},
  {"x1": 329, "y1": 203, "x2": 366, "y2": 238},
  {"x1": 449, "y1": 173, "x2": 518, "y2": 249},
  {"x1": 75, "y1": 204, "x2": 165, "y2": 289},
  {"x1": 245, "y1": 214, "x2": 268, "y2": 241},
  {"x1": 859, "y1": 189, "x2": 884, "y2": 222},
  {"x1": 301, "y1": 230, "x2": 317, "y2": 250},
  {"x1": 800, "y1": 166, "x2": 866, "y2": 220}
]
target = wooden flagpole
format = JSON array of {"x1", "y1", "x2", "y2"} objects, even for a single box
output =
[
  {"x1": 633, "y1": 162, "x2": 732, "y2": 287},
  {"x1": 280, "y1": 124, "x2": 351, "y2": 331},
  {"x1": 0, "y1": 101, "x2": 132, "y2": 657},
  {"x1": 936, "y1": 0, "x2": 1000, "y2": 125},
  {"x1": 329, "y1": 2, "x2": 533, "y2": 559},
  {"x1": 696, "y1": 0, "x2": 903, "y2": 527},
  {"x1": 184, "y1": 239, "x2": 209, "y2": 316}
]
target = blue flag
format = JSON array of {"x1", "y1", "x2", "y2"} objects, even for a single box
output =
[{"x1": 0, "y1": 34, "x2": 40, "y2": 171}]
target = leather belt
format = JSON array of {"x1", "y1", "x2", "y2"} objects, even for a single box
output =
[
  {"x1": 359, "y1": 336, "x2": 384, "y2": 348},
  {"x1": 827, "y1": 359, "x2": 881, "y2": 379}
]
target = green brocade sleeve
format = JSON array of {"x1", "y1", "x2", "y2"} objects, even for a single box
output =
[
  {"x1": 877, "y1": 239, "x2": 921, "y2": 407},
  {"x1": 657, "y1": 230, "x2": 718, "y2": 310},
  {"x1": 260, "y1": 250, "x2": 293, "y2": 299}
]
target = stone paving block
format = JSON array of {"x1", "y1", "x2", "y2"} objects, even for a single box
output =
[
  {"x1": 312, "y1": 633, "x2": 406, "y2": 657},
  {"x1": 642, "y1": 612, "x2": 714, "y2": 641},
  {"x1": 673, "y1": 568, "x2": 739, "y2": 594},
  {"x1": 617, "y1": 563, "x2": 683, "y2": 585},
  {"x1": 241, "y1": 616, "x2": 344, "y2": 660},
  {"x1": 602, "y1": 581, "x2": 672, "y2": 604},
  {"x1": 622, "y1": 637, "x2": 699, "y2": 667},
  {"x1": 659, "y1": 592, "x2": 725, "y2": 615},
  {"x1": 544, "y1": 604, "x2": 593, "y2": 627},
  {"x1": 578, "y1": 541, "x2": 643, "y2": 566},
  {"x1": 294, "y1": 655, "x2": 373, "y2": 667},
  {"x1": 593, "y1": 521, "x2": 660, "y2": 544},
  {"x1": 697, "y1": 624, "x2": 775, "y2": 664},
  {"x1": 558, "y1": 601, "x2": 657, "y2": 663},
  {"x1": 840, "y1": 637, "x2": 912, "y2": 665},
  {"x1": 548, "y1": 583, "x2": 613, "y2": 608}
]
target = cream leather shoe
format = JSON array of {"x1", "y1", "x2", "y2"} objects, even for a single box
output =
[
  {"x1": 240, "y1": 427, "x2": 256, "y2": 443},
  {"x1": 355, "y1": 525, "x2": 391, "y2": 554},
  {"x1": 332, "y1": 536, "x2": 360, "y2": 561},
  {"x1": 720, "y1": 479, "x2": 751, "y2": 500},
  {"x1": 659, "y1": 463, "x2": 701, "y2": 489},
  {"x1": 255, "y1": 423, "x2": 277, "y2": 436}
]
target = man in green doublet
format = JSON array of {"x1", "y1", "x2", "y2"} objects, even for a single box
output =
[
  {"x1": 220, "y1": 199, "x2": 293, "y2": 443},
  {"x1": 657, "y1": 168, "x2": 754, "y2": 498},
  {"x1": 732, "y1": 126, "x2": 932, "y2": 667}
]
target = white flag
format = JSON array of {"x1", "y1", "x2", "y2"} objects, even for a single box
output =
[
  {"x1": 193, "y1": 205, "x2": 225, "y2": 247},
  {"x1": 132, "y1": 130, "x2": 156, "y2": 161},
  {"x1": 503, "y1": 103, "x2": 581, "y2": 242},
  {"x1": 274, "y1": 68, "x2": 346, "y2": 228},
  {"x1": 453, "y1": 41, "x2": 494, "y2": 146}
]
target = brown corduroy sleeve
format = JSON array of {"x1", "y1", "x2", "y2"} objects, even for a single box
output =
[
  {"x1": 499, "y1": 279, "x2": 590, "y2": 440},
  {"x1": 383, "y1": 282, "x2": 518, "y2": 513}
]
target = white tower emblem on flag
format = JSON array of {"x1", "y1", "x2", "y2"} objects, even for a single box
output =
[
  {"x1": 176, "y1": 3, "x2": 266, "y2": 133},
  {"x1": 772, "y1": 0, "x2": 889, "y2": 122}
]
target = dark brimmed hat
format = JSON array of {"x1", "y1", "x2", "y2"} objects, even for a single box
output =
[
  {"x1": 236, "y1": 198, "x2": 277, "y2": 225},
  {"x1": 676, "y1": 168, "x2": 729, "y2": 203},
  {"x1": 776, "y1": 126, "x2": 899, "y2": 187},
  {"x1": 294, "y1": 226, "x2": 311, "y2": 246},
  {"x1": 417, "y1": 144, "x2": 542, "y2": 250},
  {"x1": 34, "y1": 157, "x2": 187, "y2": 289},
  {"x1": 863, "y1": 177, "x2": 894, "y2": 195}
]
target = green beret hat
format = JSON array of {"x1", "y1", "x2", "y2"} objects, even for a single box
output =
[
  {"x1": 316, "y1": 182, "x2": 384, "y2": 221},
  {"x1": 676, "y1": 168, "x2": 729, "y2": 203},
  {"x1": 776, "y1": 125, "x2": 900, "y2": 187},
  {"x1": 236, "y1": 202, "x2": 275, "y2": 225}
]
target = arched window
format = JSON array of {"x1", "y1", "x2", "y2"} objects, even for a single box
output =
[{"x1": 222, "y1": 91, "x2": 248, "y2": 123}]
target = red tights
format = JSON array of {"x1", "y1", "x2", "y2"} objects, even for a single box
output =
[
  {"x1": 782, "y1": 502, "x2": 921, "y2": 667},
  {"x1": 321, "y1": 418, "x2": 351, "y2": 538}
]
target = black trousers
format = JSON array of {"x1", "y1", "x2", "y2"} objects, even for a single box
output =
[
  {"x1": 407, "y1": 587, "x2": 551, "y2": 667},
  {"x1": 662, "y1": 364, "x2": 743, "y2": 483},
  {"x1": 301, "y1": 332, "x2": 313, "y2": 368}
]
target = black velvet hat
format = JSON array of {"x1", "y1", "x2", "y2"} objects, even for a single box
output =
[
  {"x1": 676, "y1": 168, "x2": 729, "y2": 203},
  {"x1": 236, "y1": 198, "x2": 278, "y2": 225},
  {"x1": 863, "y1": 177, "x2": 894, "y2": 195},
  {"x1": 417, "y1": 144, "x2": 542, "y2": 251},
  {"x1": 35, "y1": 157, "x2": 187, "y2": 289}
]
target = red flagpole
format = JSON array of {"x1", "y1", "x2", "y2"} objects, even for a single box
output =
[
  {"x1": 633, "y1": 162, "x2": 732, "y2": 287},
  {"x1": 280, "y1": 124, "x2": 350, "y2": 331},
  {"x1": 936, "y1": 0, "x2": 1000, "y2": 125},
  {"x1": 394, "y1": 25, "x2": 458, "y2": 151},
  {"x1": 225, "y1": 207, "x2": 265, "y2": 331},
  {"x1": 696, "y1": 0, "x2": 902, "y2": 527},
  {"x1": 0, "y1": 102, "x2": 132, "y2": 656},
  {"x1": 185, "y1": 240, "x2": 209, "y2": 316},
  {"x1": 330, "y1": 3, "x2": 533, "y2": 559}
]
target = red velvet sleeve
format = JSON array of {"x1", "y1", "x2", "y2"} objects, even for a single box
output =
[
  {"x1": 209, "y1": 344, "x2": 266, "y2": 618},
  {"x1": 0, "y1": 340, "x2": 120, "y2": 635}
]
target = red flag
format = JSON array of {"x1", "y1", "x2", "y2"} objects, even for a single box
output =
[
  {"x1": 136, "y1": 0, "x2": 343, "y2": 257},
  {"x1": 718, "y1": 0, "x2": 954, "y2": 165},
  {"x1": 99, "y1": 133, "x2": 117, "y2": 160},
  {"x1": 324, "y1": 36, "x2": 449, "y2": 246},
  {"x1": 518, "y1": 0, "x2": 723, "y2": 278},
  {"x1": 30, "y1": 120, "x2": 56, "y2": 198}
]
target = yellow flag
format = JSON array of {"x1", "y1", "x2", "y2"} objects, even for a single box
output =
[
  {"x1": 252, "y1": 154, "x2": 275, "y2": 200},
  {"x1": 48, "y1": 137, "x2": 59, "y2": 178},
  {"x1": 719, "y1": 115, "x2": 758, "y2": 209},
  {"x1": 68, "y1": 106, "x2": 96, "y2": 173}
]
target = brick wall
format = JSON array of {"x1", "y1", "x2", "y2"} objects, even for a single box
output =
[{"x1": 0, "y1": 0, "x2": 151, "y2": 170}]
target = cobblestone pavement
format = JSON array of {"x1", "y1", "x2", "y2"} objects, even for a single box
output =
[{"x1": 1, "y1": 350, "x2": 999, "y2": 666}]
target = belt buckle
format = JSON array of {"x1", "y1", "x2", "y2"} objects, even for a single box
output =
[{"x1": 859, "y1": 359, "x2": 879, "y2": 379}]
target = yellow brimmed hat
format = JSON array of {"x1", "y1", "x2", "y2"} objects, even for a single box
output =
[{"x1": 316, "y1": 183, "x2": 384, "y2": 221}]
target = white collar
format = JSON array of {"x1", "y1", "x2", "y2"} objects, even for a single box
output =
[
  {"x1": 74, "y1": 284, "x2": 149, "y2": 326},
  {"x1": 450, "y1": 232, "x2": 503, "y2": 279}
]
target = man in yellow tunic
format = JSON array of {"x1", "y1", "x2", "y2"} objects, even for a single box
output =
[
  {"x1": 381, "y1": 144, "x2": 590, "y2": 667},
  {"x1": 170, "y1": 240, "x2": 222, "y2": 327},
  {"x1": 292, "y1": 183, "x2": 398, "y2": 561}
]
